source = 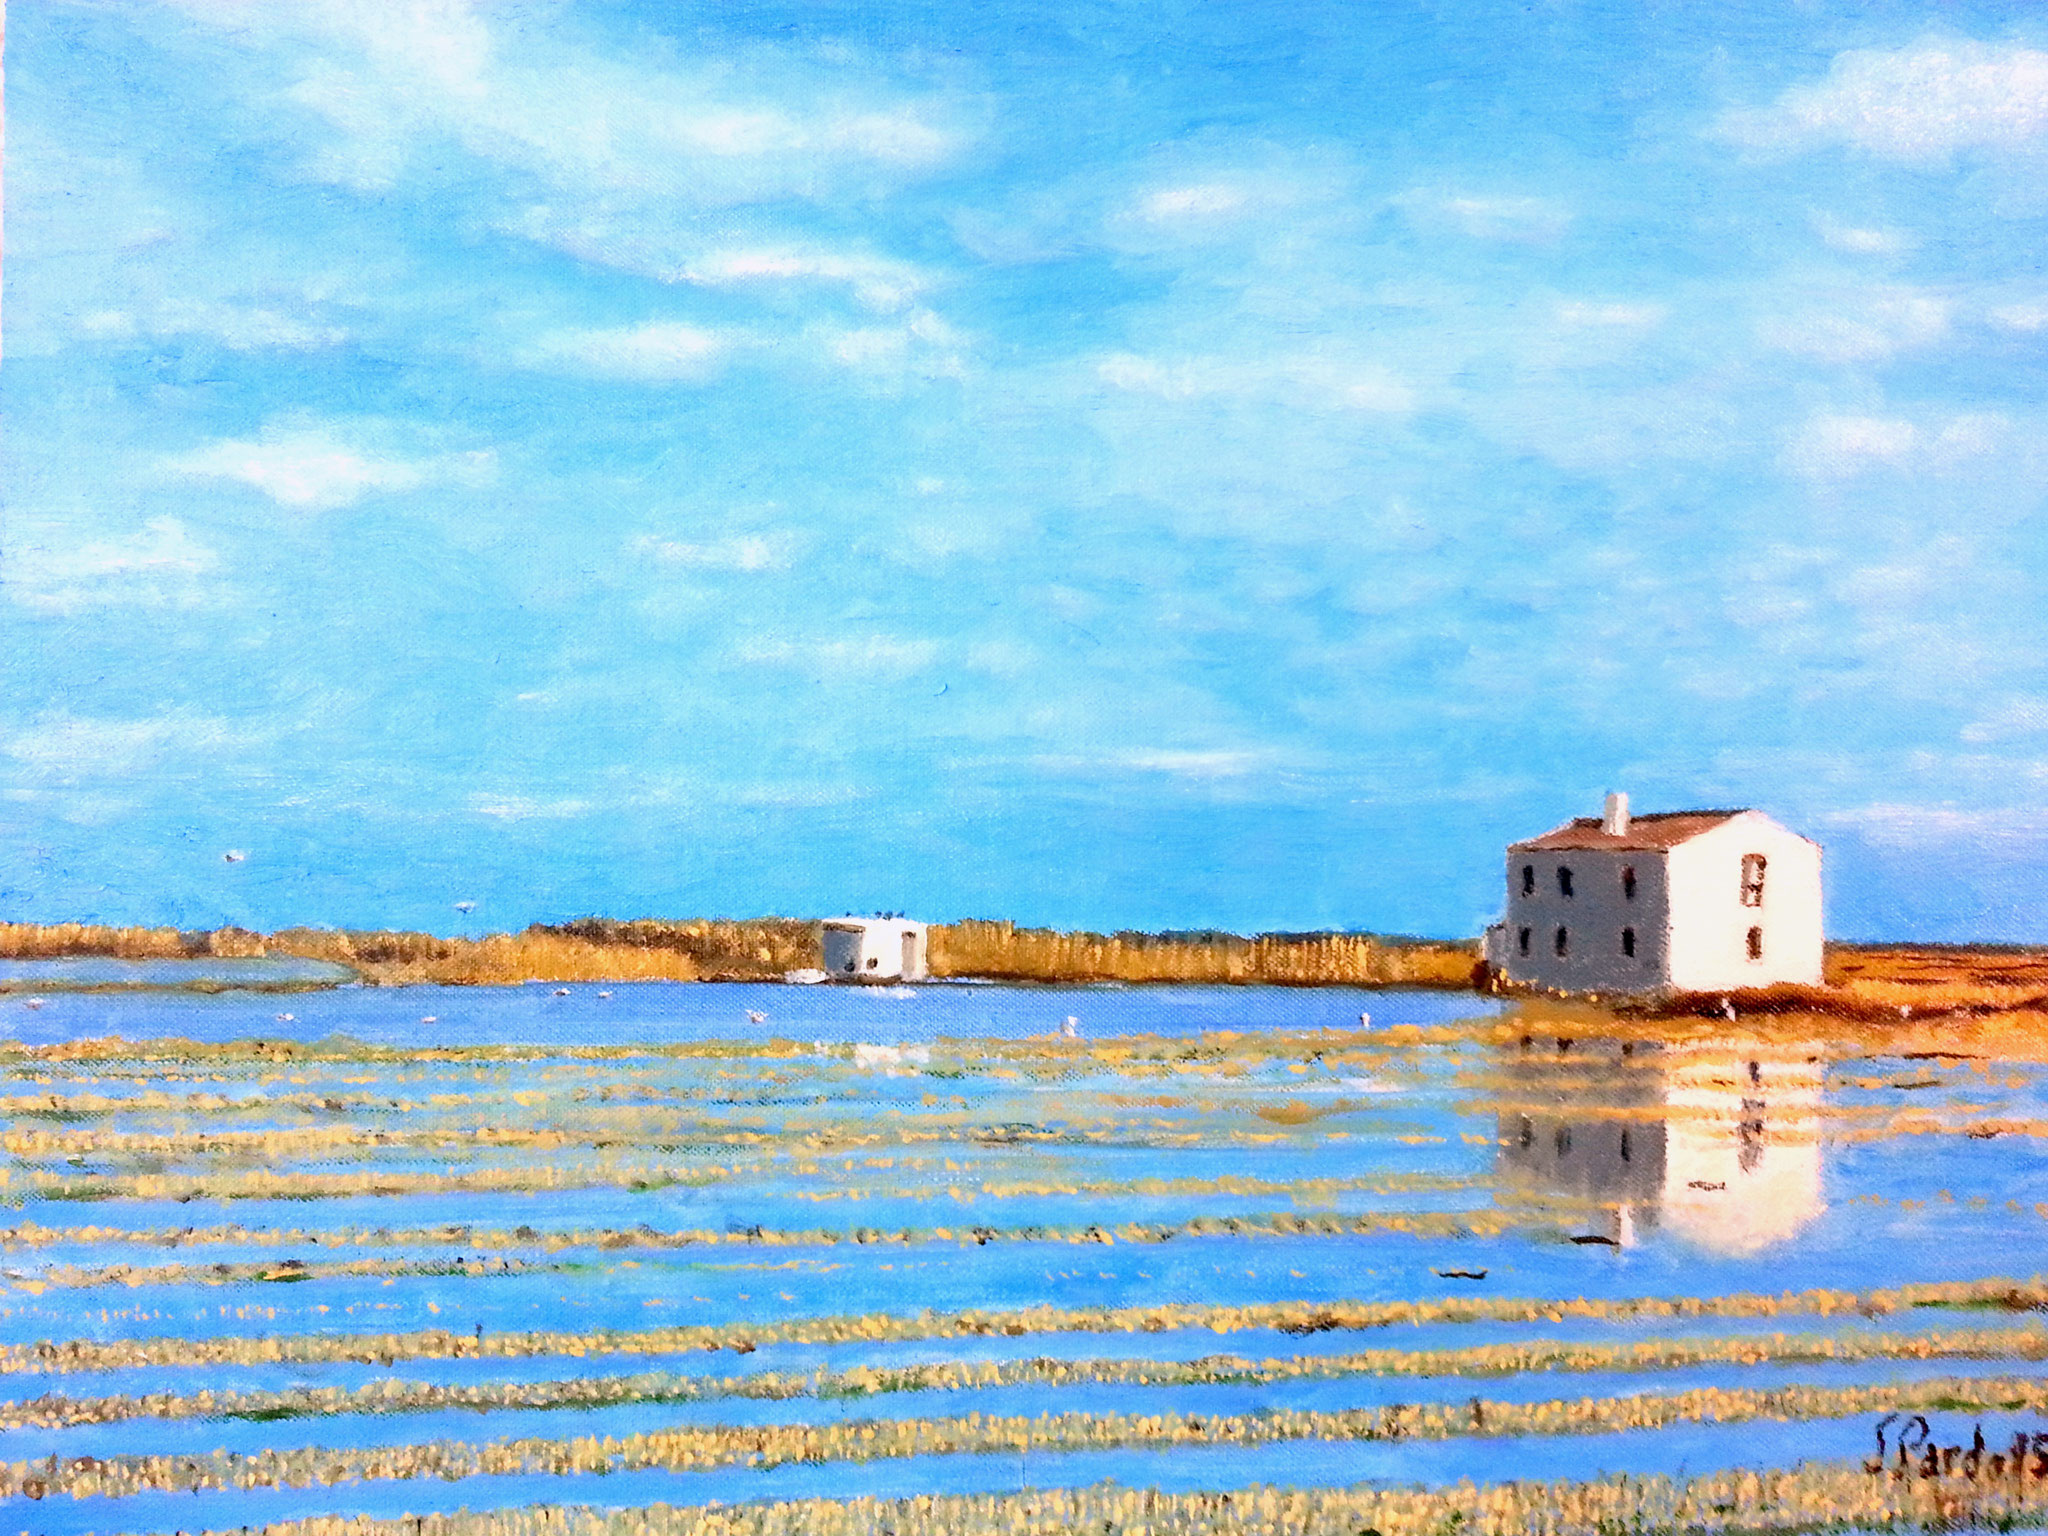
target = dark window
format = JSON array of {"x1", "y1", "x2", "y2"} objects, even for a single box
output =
[
  {"x1": 1521, "y1": 864, "x2": 1535, "y2": 896},
  {"x1": 1518, "y1": 1115, "x2": 1533, "y2": 1148},
  {"x1": 1554, "y1": 1124, "x2": 1572, "y2": 1156},
  {"x1": 1557, "y1": 867, "x2": 1575, "y2": 898},
  {"x1": 1739, "y1": 1097, "x2": 1765, "y2": 1172},
  {"x1": 1622, "y1": 865, "x2": 1637, "y2": 901},
  {"x1": 1619, "y1": 1126, "x2": 1632, "y2": 1163},
  {"x1": 1554, "y1": 926, "x2": 1569, "y2": 957},
  {"x1": 1516, "y1": 926, "x2": 1531, "y2": 956},
  {"x1": 1621, "y1": 926, "x2": 1636, "y2": 958},
  {"x1": 1740, "y1": 853, "x2": 1767, "y2": 908},
  {"x1": 1746, "y1": 926, "x2": 1763, "y2": 961}
]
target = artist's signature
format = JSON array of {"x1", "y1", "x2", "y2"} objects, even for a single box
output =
[{"x1": 1867, "y1": 1413, "x2": 2048, "y2": 1478}]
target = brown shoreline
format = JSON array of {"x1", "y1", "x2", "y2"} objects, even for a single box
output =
[
  {"x1": 0, "y1": 918, "x2": 1480, "y2": 990},
  {"x1": 1, "y1": 922, "x2": 2043, "y2": 1023}
]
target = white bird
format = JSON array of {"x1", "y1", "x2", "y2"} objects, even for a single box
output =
[
  {"x1": 421, "y1": 1016, "x2": 438, "y2": 1025},
  {"x1": 1062, "y1": 1016, "x2": 1079, "y2": 1038},
  {"x1": 22, "y1": 999, "x2": 45, "y2": 1011},
  {"x1": 223, "y1": 850, "x2": 246, "y2": 863},
  {"x1": 454, "y1": 901, "x2": 476, "y2": 914},
  {"x1": 553, "y1": 988, "x2": 570, "y2": 997},
  {"x1": 275, "y1": 1013, "x2": 294, "y2": 1023},
  {"x1": 597, "y1": 991, "x2": 612, "y2": 1000},
  {"x1": 746, "y1": 1009, "x2": 768, "y2": 1025}
]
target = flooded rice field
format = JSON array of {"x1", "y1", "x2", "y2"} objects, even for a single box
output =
[{"x1": 1, "y1": 981, "x2": 2045, "y2": 1535}]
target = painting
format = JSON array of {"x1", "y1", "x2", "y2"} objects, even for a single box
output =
[{"x1": 5, "y1": 4, "x2": 2048, "y2": 1536}]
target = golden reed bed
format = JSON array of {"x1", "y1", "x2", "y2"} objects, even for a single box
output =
[
  {"x1": 3, "y1": 921, "x2": 2043, "y2": 1023},
  {"x1": 11, "y1": 1373, "x2": 2048, "y2": 1498},
  {"x1": 0, "y1": 919, "x2": 1477, "y2": 987},
  {"x1": 167, "y1": 1459, "x2": 2048, "y2": 1536},
  {"x1": 8, "y1": 1275, "x2": 2044, "y2": 1377},
  {"x1": 8, "y1": 1323, "x2": 2046, "y2": 1435}
]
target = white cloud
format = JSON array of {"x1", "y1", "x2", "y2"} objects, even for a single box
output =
[
  {"x1": 1785, "y1": 411, "x2": 2005, "y2": 478},
  {"x1": 1026, "y1": 746, "x2": 1299, "y2": 783},
  {"x1": 635, "y1": 533, "x2": 795, "y2": 572},
  {"x1": 146, "y1": 4, "x2": 969, "y2": 379},
  {"x1": 1138, "y1": 182, "x2": 1251, "y2": 222},
  {"x1": 1814, "y1": 215, "x2": 1911, "y2": 256},
  {"x1": 1398, "y1": 191, "x2": 1571, "y2": 243},
  {"x1": 527, "y1": 323, "x2": 731, "y2": 382},
  {"x1": 167, "y1": 425, "x2": 494, "y2": 509},
  {"x1": 82, "y1": 299, "x2": 347, "y2": 351},
  {"x1": 729, "y1": 782, "x2": 866, "y2": 808},
  {"x1": 828, "y1": 328, "x2": 913, "y2": 370},
  {"x1": 165, "y1": 0, "x2": 961, "y2": 210},
  {"x1": 1719, "y1": 40, "x2": 2048, "y2": 163},
  {"x1": 1991, "y1": 300, "x2": 2048, "y2": 333},
  {"x1": 1760, "y1": 289, "x2": 1951, "y2": 363},
  {"x1": 1103, "y1": 156, "x2": 1360, "y2": 252},
  {"x1": 1555, "y1": 301, "x2": 1667, "y2": 328},
  {"x1": 1096, "y1": 353, "x2": 1414, "y2": 413},
  {"x1": 1961, "y1": 698, "x2": 2048, "y2": 745},
  {"x1": 962, "y1": 640, "x2": 1037, "y2": 676},
  {"x1": 738, "y1": 636, "x2": 940, "y2": 672},
  {"x1": 681, "y1": 249, "x2": 929, "y2": 312},
  {"x1": 469, "y1": 794, "x2": 591, "y2": 821},
  {"x1": 1829, "y1": 802, "x2": 2048, "y2": 848},
  {"x1": 1114, "y1": 749, "x2": 1273, "y2": 779},
  {"x1": 7, "y1": 518, "x2": 221, "y2": 613},
  {"x1": 817, "y1": 310, "x2": 968, "y2": 379},
  {"x1": 2, "y1": 713, "x2": 239, "y2": 777}
]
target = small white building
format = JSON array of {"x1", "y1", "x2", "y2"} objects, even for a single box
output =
[
  {"x1": 1484, "y1": 794, "x2": 1822, "y2": 996},
  {"x1": 820, "y1": 916, "x2": 929, "y2": 982}
]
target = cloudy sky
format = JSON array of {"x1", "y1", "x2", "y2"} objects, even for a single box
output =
[{"x1": 6, "y1": 0, "x2": 2048, "y2": 941}]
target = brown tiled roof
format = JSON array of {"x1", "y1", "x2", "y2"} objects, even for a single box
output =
[{"x1": 1509, "y1": 809, "x2": 1749, "y2": 853}]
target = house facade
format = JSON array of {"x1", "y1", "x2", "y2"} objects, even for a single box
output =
[
  {"x1": 820, "y1": 916, "x2": 929, "y2": 981},
  {"x1": 1484, "y1": 794, "x2": 1822, "y2": 995}
]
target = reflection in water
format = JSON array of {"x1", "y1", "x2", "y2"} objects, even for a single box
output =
[{"x1": 1493, "y1": 1029, "x2": 1825, "y2": 1255}]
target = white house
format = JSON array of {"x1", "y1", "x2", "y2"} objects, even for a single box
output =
[
  {"x1": 1484, "y1": 794, "x2": 1823, "y2": 996},
  {"x1": 820, "y1": 916, "x2": 929, "y2": 982}
]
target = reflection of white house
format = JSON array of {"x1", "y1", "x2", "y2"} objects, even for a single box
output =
[
  {"x1": 1484, "y1": 794, "x2": 1823, "y2": 996},
  {"x1": 820, "y1": 917, "x2": 929, "y2": 982},
  {"x1": 1494, "y1": 1035, "x2": 1668, "y2": 1247},
  {"x1": 1661, "y1": 1046, "x2": 1825, "y2": 1255},
  {"x1": 1494, "y1": 1033, "x2": 1826, "y2": 1255}
]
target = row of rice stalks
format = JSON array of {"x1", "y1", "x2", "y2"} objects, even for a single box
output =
[
  {"x1": 172, "y1": 1457, "x2": 2048, "y2": 1536},
  {"x1": 13, "y1": 1373, "x2": 2048, "y2": 1498},
  {"x1": 9, "y1": 1275, "x2": 2044, "y2": 1376}
]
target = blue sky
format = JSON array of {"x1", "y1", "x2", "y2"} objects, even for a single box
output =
[{"x1": 6, "y1": 0, "x2": 2048, "y2": 942}]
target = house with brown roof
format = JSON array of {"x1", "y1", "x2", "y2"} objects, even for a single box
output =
[{"x1": 1483, "y1": 794, "x2": 1823, "y2": 996}]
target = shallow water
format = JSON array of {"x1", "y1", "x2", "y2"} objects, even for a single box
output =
[
  {"x1": 0, "y1": 982, "x2": 2043, "y2": 1533},
  {"x1": 0, "y1": 955, "x2": 356, "y2": 989}
]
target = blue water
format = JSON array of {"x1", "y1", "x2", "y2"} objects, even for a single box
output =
[
  {"x1": 0, "y1": 979, "x2": 1490, "y2": 1047},
  {"x1": 1, "y1": 984, "x2": 2045, "y2": 1533},
  {"x1": 0, "y1": 956, "x2": 355, "y2": 991}
]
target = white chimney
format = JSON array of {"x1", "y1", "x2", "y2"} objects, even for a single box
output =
[{"x1": 1603, "y1": 792, "x2": 1630, "y2": 837}]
